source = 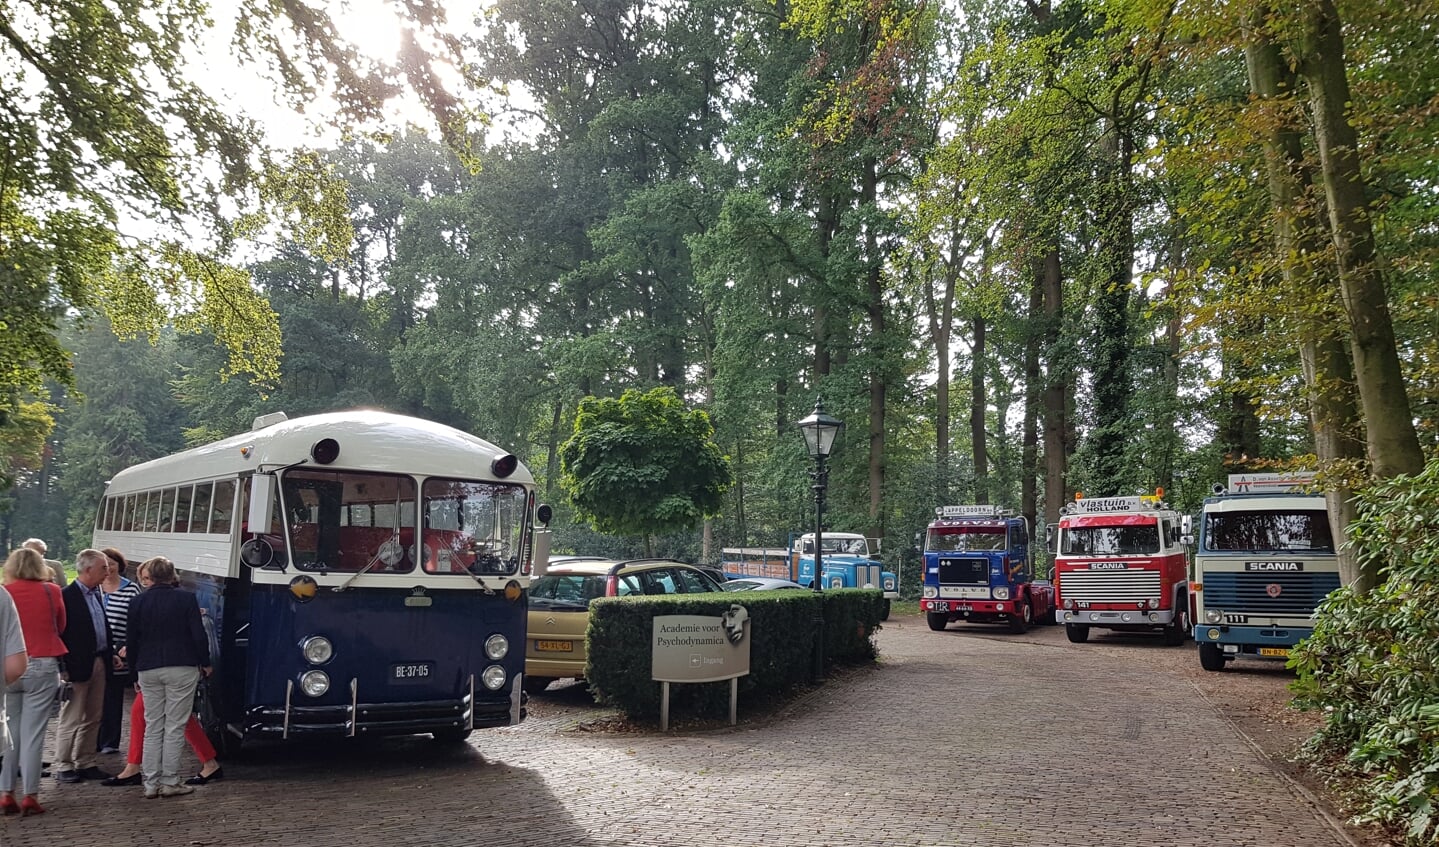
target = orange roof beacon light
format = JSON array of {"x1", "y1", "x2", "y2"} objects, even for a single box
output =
[{"x1": 1155, "y1": 486, "x2": 1165, "y2": 499}]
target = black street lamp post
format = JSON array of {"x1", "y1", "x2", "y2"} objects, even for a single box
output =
[{"x1": 797, "y1": 398, "x2": 843, "y2": 681}]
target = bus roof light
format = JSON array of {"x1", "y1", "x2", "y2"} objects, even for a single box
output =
[
  {"x1": 492, "y1": 454, "x2": 518, "y2": 478},
  {"x1": 311, "y1": 438, "x2": 340, "y2": 464}
]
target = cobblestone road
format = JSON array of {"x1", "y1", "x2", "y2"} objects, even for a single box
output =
[{"x1": 1, "y1": 615, "x2": 1362, "y2": 847}]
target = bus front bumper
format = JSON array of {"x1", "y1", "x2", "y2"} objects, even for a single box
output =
[{"x1": 245, "y1": 681, "x2": 525, "y2": 739}]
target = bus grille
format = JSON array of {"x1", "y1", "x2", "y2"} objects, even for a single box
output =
[
  {"x1": 1059, "y1": 570, "x2": 1161, "y2": 602},
  {"x1": 939, "y1": 558, "x2": 988, "y2": 585},
  {"x1": 1202, "y1": 572, "x2": 1341, "y2": 617}
]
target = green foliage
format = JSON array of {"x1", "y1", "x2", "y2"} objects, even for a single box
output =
[
  {"x1": 585, "y1": 588, "x2": 883, "y2": 721},
  {"x1": 1290, "y1": 460, "x2": 1439, "y2": 845},
  {"x1": 559, "y1": 387, "x2": 733, "y2": 539}
]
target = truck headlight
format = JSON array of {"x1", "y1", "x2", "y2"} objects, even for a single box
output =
[
  {"x1": 1204, "y1": 609, "x2": 1223, "y2": 624},
  {"x1": 923, "y1": 586, "x2": 938, "y2": 599},
  {"x1": 883, "y1": 578, "x2": 895, "y2": 590},
  {"x1": 992, "y1": 586, "x2": 1010, "y2": 601}
]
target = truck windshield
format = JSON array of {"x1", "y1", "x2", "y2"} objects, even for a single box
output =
[
  {"x1": 1203, "y1": 509, "x2": 1334, "y2": 552},
  {"x1": 1062, "y1": 524, "x2": 1159, "y2": 556},
  {"x1": 927, "y1": 528, "x2": 1007, "y2": 552}
]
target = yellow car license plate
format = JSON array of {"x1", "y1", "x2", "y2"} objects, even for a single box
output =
[
  {"x1": 1258, "y1": 647, "x2": 1289, "y2": 657},
  {"x1": 535, "y1": 640, "x2": 573, "y2": 652}
]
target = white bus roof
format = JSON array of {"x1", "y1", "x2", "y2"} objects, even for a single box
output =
[{"x1": 105, "y1": 410, "x2": 534, "y2": 493}]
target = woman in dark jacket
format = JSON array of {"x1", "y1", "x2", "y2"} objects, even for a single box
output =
[{"x1": 125, "y1": 557, "x2": 210, "y2": 799}]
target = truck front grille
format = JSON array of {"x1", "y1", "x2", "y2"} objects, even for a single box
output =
[
  {"x1": 938, "y1": 557, "x2": 988, "y2": 585},
  {"x1": 1202, "y1": 572, "x2": 1341, "y2": 617},
  {"x1": 1059, "y1": 570, "x2": 1161, "y2": 602}
]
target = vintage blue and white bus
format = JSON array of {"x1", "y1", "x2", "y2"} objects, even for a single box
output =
[{"x1": 92, "y1": 410, "x2": 551, "y2": 749}]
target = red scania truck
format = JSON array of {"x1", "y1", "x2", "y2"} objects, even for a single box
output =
[{"x1": 1050, "y1": 492, "x2": 1192, "y2": 645}]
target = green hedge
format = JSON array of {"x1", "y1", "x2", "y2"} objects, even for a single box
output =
[
  {"x1": 1291, "y1": 462, "x2": 1439, "y2": 845},
  {"x1": 585, "y1": 588, "x2": 883, "y2": 721}
]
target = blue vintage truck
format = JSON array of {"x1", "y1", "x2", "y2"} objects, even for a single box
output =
[
  {"x1": 921, "y1": 505, "x2": 1054, "y2": 633},
  {"x1": 720, "y1": 531, "x2": 898, "y2": 620}
]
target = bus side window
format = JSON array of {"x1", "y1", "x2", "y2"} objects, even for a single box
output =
[
  {"x1": 173, "y1": 485, "x2": 193, "y2": 533},
  {"x1": 191, "y1": 483, "x2": 213, "y2": 533},
  {"x1": 211, "y1": 480, "x2": 236, "y2": 534}
]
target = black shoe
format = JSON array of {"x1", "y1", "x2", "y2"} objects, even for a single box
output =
[
  {"x1": 100, "y1": 773, "x2": 142, "y2": 787},
  {"x1": 79, "y1": 766, "x2": 113, "y2": 781},
  {"x1": 54, "y1": 770, "x2": 82, "y2": 784},
  {"x1": 185, "y1": 767, "x2": 224, "y2": 786}
]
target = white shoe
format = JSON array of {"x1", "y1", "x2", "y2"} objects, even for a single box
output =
[{"x1": 160, "y1": 784, "x2": 194, "y2": 798}]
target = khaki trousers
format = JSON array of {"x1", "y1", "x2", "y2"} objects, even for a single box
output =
[{"x1": 54, "y1": 655, "x2": 106, "y2": 773}]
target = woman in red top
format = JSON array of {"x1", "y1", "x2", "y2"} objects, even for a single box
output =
[{"x1": 1, "y1": 547, "x2": 67, "y2": 816}]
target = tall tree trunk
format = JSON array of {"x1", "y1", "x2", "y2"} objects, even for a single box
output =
[
  {"x1": 815, "y1": 192, "x2": 837, "y2": 378},
  {"x1": 1041, "y1": 248, "x2": 1068, "y2": 526},
  {"x1": 544, "y1": 399, "x2": 564, "y2": 499},
  {"x1": 970, "y1": 316, "x2": 989, "y2": 504},
  {"x1": 1090, "y1": 127, "x2": 1135, "y2": 496},
  {"x1": 1022, "y1": 256, "x2": 1043, "y2": 533},
  {"x1": 1245, "y1": 20, "x2": 1368, "y2": 587},
  {"x1": 921, "y1": 241, "x2": 958, "y2": 506},
  {"x1": 1293, "y1": 0, "x2": 1424, "y2": 480},
  {"x1": 862, "y1": 155, "x2": 885, "y2": 534}
]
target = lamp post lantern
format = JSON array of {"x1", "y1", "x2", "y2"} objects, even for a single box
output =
[{"x1": 797, "y1": 398, "x2": 844, "y2": 592}]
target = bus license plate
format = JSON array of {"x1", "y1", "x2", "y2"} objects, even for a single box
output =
[
  {"x1": 1258, "y1": 647, "x2": 1289, "y2": 658},
  {"x1": 390, "y1": 662, "x2": 434, "y2": 682},
  {"x1": 535, "y1": 640, "x2": 573, "y2": 652}
]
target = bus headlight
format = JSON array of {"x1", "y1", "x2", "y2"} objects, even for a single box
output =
[
  {"x1": 301, "y1": 636, "x2": 333, "y2": 665},
  {"x1": 1205, "y1": 609, "x2": 1223, "y2": 624},
  {"x1": 485, "y1": 634, "x2": 509, "y2": 660},
  {"x1": 299, "y1": 670, "x2": 330, "y2": 697},
  {"x1": 923, "y1": 586, "x2": 938, "y2": 599},
  {"x1": 481, "y1": 665, "x2": 507, "y2": 690},
  {"x1": 992, "y1": 586, "x2": 1010, "y2": 601}
]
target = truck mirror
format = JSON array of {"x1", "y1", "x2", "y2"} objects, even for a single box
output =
[{"x1": 1045, "y1": 523, "x2": 1058, "y2": 555}]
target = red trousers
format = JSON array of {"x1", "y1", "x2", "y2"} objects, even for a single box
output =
[{"x1": 126, "y1": 688, "x2": 217, "y2": 765}]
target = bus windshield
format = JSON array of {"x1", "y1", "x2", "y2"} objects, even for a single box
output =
[
  {"x1": 1204, "y1": 509, "x2": 1334, "y2": 553},
  {"x1": 281, "y1": 469, "x2": 417, "y2": 573},
  {"x1": 927, "y1": 527, "x2": 1007, "y2": 552},
  {"x1": 1062, "y1": 524, "x2": 1159, "y2": 556},
  {"x1": 422, "y1": 479, "x2": 529, "y2": 575}
]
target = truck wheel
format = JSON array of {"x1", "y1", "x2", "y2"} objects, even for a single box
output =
[
  {"x1": 1065, "y1": 623, "x2": 1090, "y2": 644},
  {"x1": 1163, "y1": 601, "x2": 1190, "y2": 646},
  {"x1": 880, "y1": 599, "x2": 891, "y2": 622},
  {"x1": 1199, "y1": 642, "x2": 1227, "y2": 672},
  {"x1": 926, "y1": 612, "x2": 949, "y2": 631},
  {"x1": 1007, "y1": 599, "x2": 1032, "y2": 634}
]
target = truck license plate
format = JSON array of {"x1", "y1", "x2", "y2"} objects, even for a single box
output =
[
  {"x1": 1258, "y1": 647, "x2": 1289, "y2": 658},
  {"x1": 535, "y1": 640, "x2": 573, "y2": 652}
]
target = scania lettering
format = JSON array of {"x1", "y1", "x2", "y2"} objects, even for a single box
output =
[
  {"x1": 921, "y1": 506, "x2": 1054, "y2": 633},
  {"x1": 1050, "y1": 491, "x2": 1191, "y2": 646},
  {"x1": 1192, "y1": 473, "x2": 1341, "y2": 671}
]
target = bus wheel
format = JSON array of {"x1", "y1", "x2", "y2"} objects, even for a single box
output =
[
  {"x1": 1007, "y1": 599, "x2": 1032, "y2": 634},
  {"x1": 432, "y1": 728, "x2": 474, "y2": 744},
  {"x1": 1199, "y1": 642, "x2": 1227, "y2": 672},
  {"x1": 1065, "y1": 623, "x2": 1090, "y2": 644},
  {"x1": 879, "y1": 599, "x2": 891, "y2": 622},
  {"x1": 926, "y1": 612, "x2": 948, "y2": 631}
]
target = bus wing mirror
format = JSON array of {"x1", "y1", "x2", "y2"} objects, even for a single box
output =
[
  {"x1": 247, "y1": 473, "x2": 275, "y2": 536},
  {"x1": 531, "y1": 529, "x2": 552, "y2": 576}
]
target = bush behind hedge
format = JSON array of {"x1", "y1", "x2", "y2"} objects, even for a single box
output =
[
  {"x1": 585, "y1": 588, "x2": 883, "y2": 721},
  {"x1": 1290, "y1": 461, "x2": 1439, "y2": 844}
]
